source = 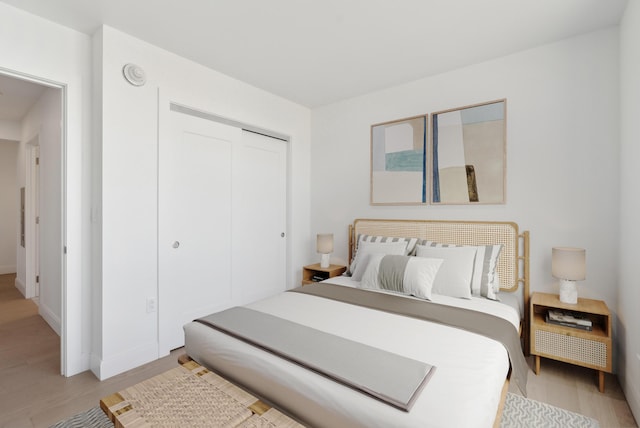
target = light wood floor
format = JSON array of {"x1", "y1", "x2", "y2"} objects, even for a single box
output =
[
  {"x1": 0, "y1": 274, "x2": 183, "y2": 428},
  {"x1": 0, "y1": 273, "x2": 637, "y2": 427},
  {"x1": 512, "y1": 356, "x2": 637, "y2": 427}
]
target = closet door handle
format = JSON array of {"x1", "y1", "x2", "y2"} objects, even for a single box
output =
[{"x1": 172, "y1": 241, "x2": 180, "y2": 249}]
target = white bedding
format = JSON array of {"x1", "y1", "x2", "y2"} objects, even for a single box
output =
[{"x1": 184, "y1": 281, "x2": 520, "y2": 428}]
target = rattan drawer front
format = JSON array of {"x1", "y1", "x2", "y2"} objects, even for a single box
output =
[{"x1": 534, "y1": 330, "x2": 607, "y2": 368}]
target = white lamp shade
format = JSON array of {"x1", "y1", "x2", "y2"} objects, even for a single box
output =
[
  {"x1": 552, "y1": 247, "x2": 586, "y2": 281},
  {"x1": 316, "y1": 233, "x2": 334, "y2": 254}
]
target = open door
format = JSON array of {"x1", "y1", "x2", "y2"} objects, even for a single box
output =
[{"x1": 25, "y1": 140, "x2": 40, "y2": 300}]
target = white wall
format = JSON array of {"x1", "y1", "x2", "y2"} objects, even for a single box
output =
[
  {"x1": 0, "y1": 140, "x2": 19, "y2": 274},
  {"x1": 92, "y1": 26, "x2": 311, "y2": 379},
  {"x1": 20, "y1": 88, "x2": 63, "y2": 334},
  {"x1": 619, "y1": 0, "x2": 640, "y2": 421},
  {"x1": 0, "y1": 120, "x2": 21, "y2": 141},
  {"x1": 0, "y1": 2, "x2": 92, "y2": 376},
  {"x1": 311, "y1": 28, "x2": 620, "y2": 351}
]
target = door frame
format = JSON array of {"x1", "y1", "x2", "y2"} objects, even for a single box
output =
[{"x1": 0, "y1": 68, "x2": 69, "y2": 375}]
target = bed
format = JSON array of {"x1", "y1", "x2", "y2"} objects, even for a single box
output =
[{"x1": 184, "y1": 219, "x2": 530, "y2": 428}]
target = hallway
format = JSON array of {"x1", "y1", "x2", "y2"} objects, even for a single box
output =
[
  {"x1": 0, "y1": 272, "x2": 59, "y2": 376},
  {"x1": 0, "y1": 273, "x2": 181, "y2": 427}
]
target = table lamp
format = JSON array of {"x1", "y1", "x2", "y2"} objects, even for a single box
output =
[
  {"x1": 552, "y1": 247, "x2": 586, "y2": 304},
  {"x1": 317, "y1": 233, "x2": 334, "y2": 268}
]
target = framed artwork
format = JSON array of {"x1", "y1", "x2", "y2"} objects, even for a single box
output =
[
  {"x1": 370, "y1": 115, "x2": 427, "y2": 205},
  {"x1": 431, "y1": 99, "x2": 506, "y2": 204}
]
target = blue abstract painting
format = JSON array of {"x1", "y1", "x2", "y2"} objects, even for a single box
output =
[{"x1": 371, "y1": 115, "x2": 426, "y2": 205}]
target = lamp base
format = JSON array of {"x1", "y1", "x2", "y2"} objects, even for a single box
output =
[
  {"x1": 320, "y1": 253, "x2": 331, "y2": 268},
  {"x1": 559, "y1": 279, "x2": 578, "y2": 304}
]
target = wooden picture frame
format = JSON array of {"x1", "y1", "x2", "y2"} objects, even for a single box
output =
[
  {"x1": 431, "y1": 99, "x2": 506, "y2": 204},
  {"x1": 370, "y1": 115, "x2": 427, "y2": 205}
]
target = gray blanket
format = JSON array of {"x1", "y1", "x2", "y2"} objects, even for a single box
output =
[
  {"x1": 290, "y1": 283, "x2": 528, "y2": 395},
  {"x1": 196, "y1": 307, "x2": 435, "y2": 411}
]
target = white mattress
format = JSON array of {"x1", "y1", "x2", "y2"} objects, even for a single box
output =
[{"x1": 184, "y1": 282, "x2": 519, "y2": 428}]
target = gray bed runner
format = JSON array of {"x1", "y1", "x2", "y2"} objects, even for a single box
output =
[
  {"x1": 196, "y1": 306, "x2": 435, "y2": 411},
  {"x1": 290, "y1": 283, "x2": 528, "y2": 395}
]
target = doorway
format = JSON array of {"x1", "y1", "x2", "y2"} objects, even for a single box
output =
[{"x1": 0, "y1": 71, "x2": 65, "y2": 373}]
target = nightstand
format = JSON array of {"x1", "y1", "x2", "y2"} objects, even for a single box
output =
[
  {"x1": 301, "y1": 263, "x2": 347, "y2": 286},
  {"x1": 530, "y1": 292, "x2": 612, "y2": 392}
]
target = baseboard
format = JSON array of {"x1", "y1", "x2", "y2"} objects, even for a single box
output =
[
  {"x1": 98, "y1": 341, "x2": 159, "y2": 380},
  {"x1": 14, "y1": 276, "x2": 26, "y2": 297},
  {"x1": 625, "y1": 376, "x2": 640, "y2": 427},
  {"x1": 90, "y1": 353, "x2": 103, "y2": 380},
  {"x1": 39, "y1": 303, "x2": 61, "y2": 336},
  {"x1": 0, "y1": 265, "x2": 16, "y2": 275}
]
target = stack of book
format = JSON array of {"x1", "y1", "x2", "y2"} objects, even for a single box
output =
[{"x1": 546, "y1": 309, "x2": 593, "y2": 331}]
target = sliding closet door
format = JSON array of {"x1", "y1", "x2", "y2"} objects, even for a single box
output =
[
  {"x1": 158, "y1": 111, "x2": 241, "y2": 354},
  {"x1": 158, "y1": 103, "x2": 288, "y2": 356},
  {"x1": 231, "y1": 131, "x2": 287, "y2": 303}
]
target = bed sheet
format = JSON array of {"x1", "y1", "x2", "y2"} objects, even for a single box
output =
[{"x1": 185, "y1": 286, "x2": 515, "y2": 428}]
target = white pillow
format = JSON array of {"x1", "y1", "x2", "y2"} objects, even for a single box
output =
[
  {"x1": 350, "y1": 241, "x2": 409, "y2": 280},
  {"x1": 360, "y1": 254, "x2": 443, "y2": 300},
  {"x1": 419, "y1": 241, "x2": 502, "y2": 300},
  {"x1": 350, "y1": 253, "x2": 373, "y2": 281},
  {"x1": 415, "y1": 245, "x2": 477, "y2": 299}
]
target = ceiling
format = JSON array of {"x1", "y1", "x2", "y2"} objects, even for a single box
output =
[
  {"x1": 0, "y1": 74, "x2": 46, "y2": 122},
  {"x1": 0, "y1": 0, "x2": 630, "y2": 110}
]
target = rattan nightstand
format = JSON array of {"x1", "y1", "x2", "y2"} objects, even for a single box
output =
[
  {"x1": 301, "y1": 263, "x2": 346, "y2": 286},
  {"x1": 530, "y1": 292, "x2": 612, "y2": 392}
]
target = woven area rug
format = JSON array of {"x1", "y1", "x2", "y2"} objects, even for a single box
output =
[
  {"x1": 500, "y1": 393, "x2": 600, "y2": 428},
  {"x1": 49, "y1": 406, "x2": 112, "y2": 428},
  {"x1": 50, "y1": 392, "x2": 600, "y2": 428}
]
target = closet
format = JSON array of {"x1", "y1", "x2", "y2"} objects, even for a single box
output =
[{"x1": 158, "y1": 103, "x2": 287, "y2": 354}]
